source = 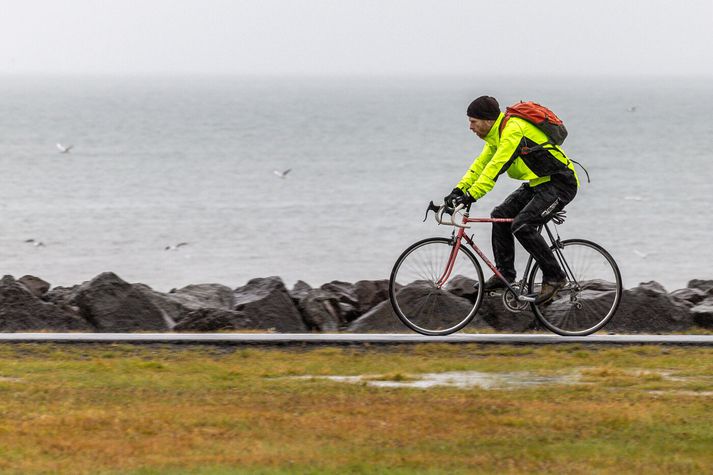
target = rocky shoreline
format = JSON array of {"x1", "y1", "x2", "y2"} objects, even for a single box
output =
[{"x1": 0, "y1": 273, "x2": 712, "y2": 334}]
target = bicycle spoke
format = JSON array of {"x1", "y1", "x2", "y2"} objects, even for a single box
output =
[
  {"x1": 390, "y1": 238, "x2": 484, "y2": 335},
  {"x1": 530, "y1": 240, "x2": 621, "y2": 336}
]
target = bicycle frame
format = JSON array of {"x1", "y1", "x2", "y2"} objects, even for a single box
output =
[{"x1": 435, "y1": 211, "x2": 575, "y2": 302}]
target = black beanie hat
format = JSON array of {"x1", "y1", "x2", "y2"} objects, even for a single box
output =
[{"x1": 467, "y1": 96, "x2": 500, "y2": 120}]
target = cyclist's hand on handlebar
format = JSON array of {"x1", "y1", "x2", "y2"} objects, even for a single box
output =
[
  {"x1": 443, "y1": 188, "x2": 464, "y2": 207},
  {"x1": 453, "y1": 192, "x2": 476, "y2": 208}
]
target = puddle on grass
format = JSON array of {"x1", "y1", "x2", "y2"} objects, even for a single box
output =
[
  {"x1": 292, "y1": 368, "x2": 713, "y2": 392},
  {"x1": 296, "y1": 371, "x2": 579, "y2": 390},
  {"x1": 648, "y1": 390, "x2": 713, "y2": 397}
]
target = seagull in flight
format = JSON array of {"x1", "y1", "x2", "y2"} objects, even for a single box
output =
[
  {"x1": 24, "y1": 239, "x2": 45, "y2": 247},
  {"x1": 164, "y1": 242, "x2": 189, "y2": 251},
  {"x1": 56, "y1": 143, "x2": 73, "y2": 153},
  {"x1": 633, "y1": 249, "x2": 650, "y2": 259},
  {"x1": 273, "y1": 168, "x2": 291, "y2": 179},
  {"x1": 626, "y1": 106, "x2": 637, "y2": 113}
]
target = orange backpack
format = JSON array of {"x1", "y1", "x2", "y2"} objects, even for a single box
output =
[{"x1": 498, "y1": 101, "x2": 568, "y2": 145}]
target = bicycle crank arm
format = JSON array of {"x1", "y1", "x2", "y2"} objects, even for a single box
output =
[{"x1": 517, "y1": 294, "x2": 538, "y2": 303}]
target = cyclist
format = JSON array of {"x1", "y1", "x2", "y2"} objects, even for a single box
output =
[{"x1": 444, "y1": 96, "x2": 579, "y2": 303}]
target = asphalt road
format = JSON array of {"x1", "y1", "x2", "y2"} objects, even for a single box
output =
[{"x1": 0, "y1": 333, "x2": 712, "y2": 346}]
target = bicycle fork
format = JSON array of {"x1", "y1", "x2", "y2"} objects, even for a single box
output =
[{"x1": 435, "y1": 231, "x2": 465, "y2": 288}]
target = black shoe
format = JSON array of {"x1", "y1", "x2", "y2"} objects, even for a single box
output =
[
  {"x1": 475, "y1": 275, "x2": 514, "y2": 292},
  {"x1": 536, "y1": 279, "x2": 567, "y2": 304}
]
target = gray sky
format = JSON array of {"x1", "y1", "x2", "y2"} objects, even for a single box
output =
[{"x1": 1, "y1": 0, "x2": 711, "y2": 76}]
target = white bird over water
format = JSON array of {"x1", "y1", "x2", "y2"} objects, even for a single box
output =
[
  {"x1": 24, "y1": 238, "x2": 45, "y2": 247},
  {"x1": 626, "y1": 106, "x2": 637, "y2": 112},
  {"x1": 273, "y1": 168, "x2": 291, "y2": 179},
  {"x1": 633, "y1": 249, "x2": 650, "y2": 259},
  {"x1": 165, "y1": 242, "x2": 189, "y2": 251},
  {"x1": 56, "y1": 143, "x2": 73, "y2": 153}
]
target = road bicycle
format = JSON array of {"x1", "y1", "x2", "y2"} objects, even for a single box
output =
[{"x1": 389, "y1": 202, "x2": 622, "y2": 336}]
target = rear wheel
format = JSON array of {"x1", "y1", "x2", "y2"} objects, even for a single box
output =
[
  {"x1": 389, "y1": 237, "x2": 484, "y2": 335},
  {"x1": 528, "y1": 239, "x2": 622, "y2": 336}
]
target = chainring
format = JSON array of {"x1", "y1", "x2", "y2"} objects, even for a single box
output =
[{"x1": 502, "y1": 286, "x2": 530, "y2": 313}]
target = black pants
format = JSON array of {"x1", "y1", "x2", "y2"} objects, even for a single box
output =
[{"x1": 490, "y1": 175, "x2": 578, "y2": 283}]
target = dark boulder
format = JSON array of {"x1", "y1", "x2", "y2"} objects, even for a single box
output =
[
  {"x1": 43, "y1": 284, "x2": 82, "y2": 317},
  {"x1": 173, "y1": 308, "x2": 258, "y2": 332},
  {"x1": 320, "y1": 281, "x2": 360, "y2": 321},
  {"x1": 345, "y1": 299, "x2": 409, "y2": 333},
  {"x1": 233, "y1": 277, "x2": 307, "y2": 332},
  {"x1": 44, "y1": 284, "x2": 80, "y2": 305},
  {"x1": 687, "y1": 279, "x2": 713, "y2": 295},
  {"x1": 477, "y1": 293, "x2": 538, "y2": 332},
  {"x1": 298, "y1": 289, "x2": 344, "y2": 332},
  {"x1": 445, "y1": 275, "x2": 479, "y2": 302},
  {"x1": 17, "y1": 275, "x2": 50, "y2": 298},
  {"x1": 0, "y1": 275, "x2": 92, "y2": 331},
  {"x1": 133, "y1": 285, "x2": 181, "y2": 328},
  {"x1": 353, "y1": 280, "x2": 392, "y2": 315},
  {"x1": 289, "y1": 280, "x2": 313, "y2": 305},
  {"x1": 137, "y1": 283, "x2": 235, "y2": 327},
  {"x1": 319, "y1": 279, "x2": 394, "y2": 321},
  {"x1": 670, "y1": 288, "x2": 708, "y2": 308},
  {"x1": 73, "y1": 272, "x2": 169, "y2": 332},
  {"x1": 691, "y1": 298, "x2": 713, "y2": 329},
  {"x1": 446, "y1": 276, "x2": 536, "y2": 332},
  {"x1": 347, "y1": 281, "x2": 482, "y2": 333},
  {"x1": 171, "y1": 283, "x2": 234, "y2": 310},
  {"x1": 606, "y1": 281, "x2": 692, "y2": 333}
]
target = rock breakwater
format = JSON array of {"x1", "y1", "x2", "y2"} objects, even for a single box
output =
[{"x1": 0, "y1": 273, "x2": 711, "y2": 334}]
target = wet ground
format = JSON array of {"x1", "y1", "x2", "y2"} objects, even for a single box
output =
[{"x1": 295, "y1": 368, "x2": 713, "y2": 393}]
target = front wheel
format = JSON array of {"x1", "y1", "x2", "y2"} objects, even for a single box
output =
[
  {"x1": 389, "y1": 237, "x2": 485, "y2": 336},
  {"x1": 528, "y1": 239, "x2": 622, "y2": 336}
]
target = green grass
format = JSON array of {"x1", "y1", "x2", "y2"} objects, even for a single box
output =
[{"x1": 0, "y1": 343, "x2": 712, "y2": 473}]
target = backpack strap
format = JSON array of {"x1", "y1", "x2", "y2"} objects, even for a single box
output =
[
  {"x1": 498, "y1": 113, "x2": 511, "y2": 136},
  {"x1": 520, "y1": 141, "x2": 592, "y2": 184},
  {"x1": 569, "y1": 159, "x2": 591, "y2": 183}
]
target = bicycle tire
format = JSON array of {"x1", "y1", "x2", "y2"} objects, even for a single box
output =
[
  {"x1": 527, "y1": 239, "x2": 622, "y2": 336},
  {"x1": 389, "y1": 237, "x2": 485, "y2": 336}
]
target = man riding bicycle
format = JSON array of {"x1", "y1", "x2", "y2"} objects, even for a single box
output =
[{"x1": 444, "y1": 96, "x2": 579, "y2": 303}]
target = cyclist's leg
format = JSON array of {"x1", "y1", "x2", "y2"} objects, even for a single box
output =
[
  {"x1": 490, "y1": 183, "x2": 533, "y2": 282},
  {"x1": 511, "y1": 177, "x2": 577, "y2": 282}
]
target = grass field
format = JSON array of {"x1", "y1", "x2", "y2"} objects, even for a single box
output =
[{"x1": 0, "y1": 343, "x2": 712, "y2": 474}]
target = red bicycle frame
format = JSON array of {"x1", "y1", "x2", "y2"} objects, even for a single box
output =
[{"x1": 435, "y1": 215, "x2": 514, "y2": 289}]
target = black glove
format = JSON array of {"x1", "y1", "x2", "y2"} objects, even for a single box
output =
[
  {"x1": 453, "y1": 192, "x2": 476, "y2": 208},
  {"x1": 443, "y1": 188, "x2": 464, "y2": 207}
]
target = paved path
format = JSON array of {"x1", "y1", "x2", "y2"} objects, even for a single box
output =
[{"x1": 0, "y1": 333, "x2": 712, "y2": 345}]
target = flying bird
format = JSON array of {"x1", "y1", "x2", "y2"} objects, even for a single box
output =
[
  {"x1": 626, "y1": 106, "x2": 637, "y2": 113},
  {"x1": 24, "y1": 239, "x2": 45, "y2": 247},
  {"x1": 56, "y1": 143, "x2": 73, "y2": 153},
  {"x1": 165, "y1": 242, "x2": 189, "y2": 251},
  {"x1": 633, "y1": 249, "x2": 649, "y2": 259},
  {"x1": 273, "y1": 168, "x2": 291, "y2": 179}
]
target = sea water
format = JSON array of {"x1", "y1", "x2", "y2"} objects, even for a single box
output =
[{"x1": 0, "y1": 75, "x2": 710, "y2": 291}]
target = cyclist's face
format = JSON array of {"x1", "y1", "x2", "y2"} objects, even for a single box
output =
[{"x1": 469, "y1": 118, "x2": 494, "y2": 139}]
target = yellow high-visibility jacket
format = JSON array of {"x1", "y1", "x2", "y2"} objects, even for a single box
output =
[{"x1": 457, "y1": 112, "x2": 579, "y2": 200}]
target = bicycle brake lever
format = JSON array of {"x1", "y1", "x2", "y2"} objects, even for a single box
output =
[{"x1": 423, "y1": 201, "x2": 441, "y2": 222}]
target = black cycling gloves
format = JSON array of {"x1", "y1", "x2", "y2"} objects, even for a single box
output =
[
  {"x1": 453, "y1": 192, "x2": 476, "y2": 208},
  {"x1": 444, "y1": 187, "x2": 475, "y2": 208},
  {"x1": 444, "y1": 188, "x2": 464, "y2": 207}
]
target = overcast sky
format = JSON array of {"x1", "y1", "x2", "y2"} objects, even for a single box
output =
[{"x1": 1, "y1": 0, "x2": 711, "y2": 76}]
